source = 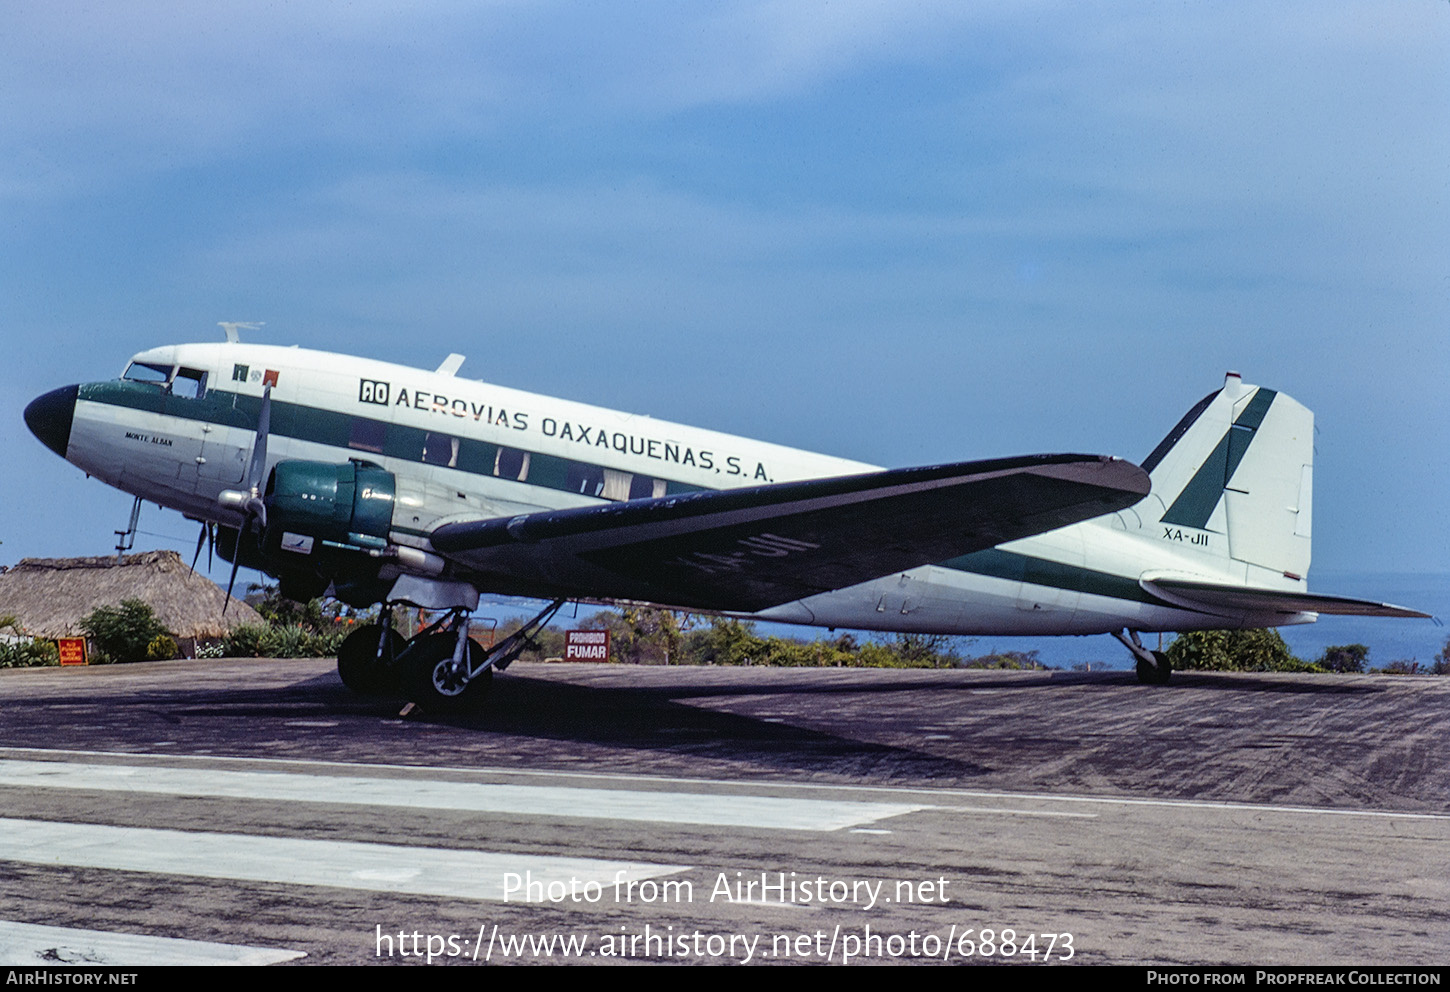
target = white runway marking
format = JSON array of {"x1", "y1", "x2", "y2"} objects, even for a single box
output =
[
  {"x1": 0, "y1": 759, "x2": 921, "y2": 831},
  {"x1": 0, "y1": 818, "x2": 685, "y2": 902},
  {"x1": 8, "y1": 746, "x2": 1440, "y2": 823},
  {"x1": 0, "y1": 919, "x2": 304, "y2": 966}
]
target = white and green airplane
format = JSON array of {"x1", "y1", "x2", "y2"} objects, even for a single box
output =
[{"x1": 24, "y1": 331, "x2": 1425, "y2": 708}]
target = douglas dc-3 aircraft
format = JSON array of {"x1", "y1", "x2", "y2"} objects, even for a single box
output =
[{"x1": 24, "y1": 331, "x2": 1426, "y2": 709}]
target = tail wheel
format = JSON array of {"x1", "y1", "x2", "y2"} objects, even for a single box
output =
[
  {"x1": 404, "y1": 633, "x2": 493, "y2": 713},
  {"x1": 337, "y1": 624, "x2": 405, "y2": 695}
]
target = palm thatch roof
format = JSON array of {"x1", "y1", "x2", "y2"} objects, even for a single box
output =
[{"x1": 0, "y1": 550, "x2": 262, "y2": 639}]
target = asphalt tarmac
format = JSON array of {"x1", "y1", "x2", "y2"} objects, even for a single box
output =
[{"x1": 0, "y1": 658, "x2": 1444, "y2": 966}]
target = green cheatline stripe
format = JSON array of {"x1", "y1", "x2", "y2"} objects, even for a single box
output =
[
  {"x1": 1160, "y1": 388, "x2": 1276, "y2": 529},
  {"x1": 78, "y1": 380, "x2": 712, "y2": 500},
  {"x1": 938, "y1": 548, "x2": 1167, "y2": 606}
]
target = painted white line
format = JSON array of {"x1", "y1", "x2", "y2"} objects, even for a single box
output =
[
  {"x1": 0, "y1": 759, "x2": 921, "y2": 831},
  {"x1": 940, "y1": 805, "x2": 1096, "y2": 819},
  {"x1": 0, "y1": 920, "x2": 304, "y2": 966},
  {"x1": 4, "y1": 747, "x2": 1444, "y2": 822},
  {"x1": 0, "y1": 818, "x2": 684, "y2": 902}
]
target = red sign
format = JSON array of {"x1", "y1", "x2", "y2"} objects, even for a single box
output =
[
  {"x1": 564, "y1": 630, "x2": 610, "y2": 661},
  {"x1": 57, "y1": 638, "x2": 87, "y2": 667}
]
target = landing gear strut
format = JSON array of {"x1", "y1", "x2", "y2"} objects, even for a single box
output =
[
  {"x1": 1112, "y1": 629, "x2": 1172, "y2": 685},
  {"x1": 335, "y1": 598, "x2": 567, "y2": 712}
]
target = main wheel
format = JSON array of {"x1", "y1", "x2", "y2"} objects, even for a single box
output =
[
  {"x1": 403, "y1": 633, "x2": 493, "y2": 713},
  {"x1": 1152, "y1": 649, "x2": 1173, "y2": 684},
  {"x1": 1136, "y1": 650, "x2": 1173, "y2": 685},
  {"x1": 337, "y1": 624, "x2": 406, "y2": 695}
]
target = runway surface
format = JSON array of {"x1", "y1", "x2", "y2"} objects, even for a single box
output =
[{"x1": 0, "y1": 658, "x2": 1445, "y2": 965}]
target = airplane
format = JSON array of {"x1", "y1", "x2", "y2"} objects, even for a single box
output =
[{"x1": 23, "y1": 330, "x2": 1428, "y2": 709}]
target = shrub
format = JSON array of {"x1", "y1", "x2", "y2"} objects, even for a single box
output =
[
  {"x1": 0, "y1": 618, "x2": 59, "y2": 669},
  {"x1": 221, "y1": 621, "x2": 347, "y2": 658},
  {"x1": 1317, "y1": 644, "x2": 1369, "y2": 674},
  {"x1": 79, "y1": 600, "x2": 173, "y2": 664},
  {"x1": 145, "y1": 635, "x2": 179, "y2": 661},
  {"x1": 1167, "y1": 629, "x2": 1309, "y2": 672}
]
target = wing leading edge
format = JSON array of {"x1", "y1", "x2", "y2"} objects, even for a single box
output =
[{"x1": 430, "y1": 454, "x2": 1150, "y2": 612}]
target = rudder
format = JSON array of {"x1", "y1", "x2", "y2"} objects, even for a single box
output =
[{"x1": 1138, "y1": 373, "x2": 1313, "y2": 578}]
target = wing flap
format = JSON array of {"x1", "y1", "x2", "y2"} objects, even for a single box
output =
[
  {"x1": 432, "y1": 454, "x2": 1149, "y2": 611},
  {"x1": 1142, "y1": 577, "x2": 1431, "y2": 620}
]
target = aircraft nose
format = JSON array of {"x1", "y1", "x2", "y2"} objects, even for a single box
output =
[{"x1": 24, "y1": 385, "x2": 78, "y2": 458}]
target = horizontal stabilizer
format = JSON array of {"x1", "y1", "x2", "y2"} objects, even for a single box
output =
[
  {"x1": 1141, "y1": 577, "x2": 1431, "y2": 620},
  {"x1": 433, "y1": 454, "x2": 1150, "y2": 612}
]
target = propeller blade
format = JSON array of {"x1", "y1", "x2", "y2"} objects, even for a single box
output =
[
  {"x1": 244, "y1": 383, "x2": 272, "y2": 493},
  {"x1": 191, "y1": 523, "x2": 207, "y2": 573},
  {"x1": 224, "y1": 545, "x2": 242, "y2": 614}
]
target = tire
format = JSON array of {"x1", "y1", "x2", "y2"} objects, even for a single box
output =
[
  {"x1": 1152, "y1": 650, "x2": 1173, "y2": 684},
  {"x1": 1136, "y1": 650, "x2": 1172, "y2": 685},
  {"x1": 403, "y1": 633, "x2": 493, "y2": 713},
  {"x1": 337, "y1": 624, "x2": 406, "y2": 695}
]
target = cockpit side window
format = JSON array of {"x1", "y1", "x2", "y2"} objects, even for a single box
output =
[
  {"x1": 173, "y1": 367, "x2": 208, "y2": 400},
  {"x1": 122, "y1": 361, "x2": 172, "y2": 386}
]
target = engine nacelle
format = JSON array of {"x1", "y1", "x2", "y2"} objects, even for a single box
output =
[
  {"x1": 219, "y1": 459, "x2": 454, "y2": 605},
  {"x1": 264, "y1": 459, "x2": 396, "y2": 553}
]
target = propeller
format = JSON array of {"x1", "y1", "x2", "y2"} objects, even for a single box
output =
[
  {"x1": 190, "y1": 520, "x2": 215, "y2": 573},
  {"x1": 221, "y1": 383, "x2": 272, "y2": 612}
]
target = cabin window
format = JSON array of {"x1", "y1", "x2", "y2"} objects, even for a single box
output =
[
  {"x1": 629, "y1": 474, "x2": 667, "y2": 500},
  {"x1": 348, "y1": 418, "x2": 386, "y2": 454},
  {"x1": 566, "y1": 462, "x2": 606, "y2": 497},
  {"x1": 495, "y1": 447, "x2": 530, "y2": 481},
  {"x1": 423, "y1": 432, "x2": 459, "y2": 468}
]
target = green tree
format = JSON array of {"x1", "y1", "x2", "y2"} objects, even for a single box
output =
[
  {"x1": 79, "y1": 599, "x2": 172, "y2": 664},
  {"x1": 618, "y1": 607, "x2": 689, "y2": 665}
]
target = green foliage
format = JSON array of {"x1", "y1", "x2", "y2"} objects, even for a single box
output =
[
  {"x1": 221, "y1": 621, "x2": 347, "y2": 659},
  {"x1": 208, "y1": 584, "x2": 359, "y2": 658},
  {"x1": 1380, "y1": 659, "x2": 1422, "y2": 675},
  {"x1": 1316, "y1": 644, "x2": 1369, "y2": 674},
  {"x1": 1166, "y1": 629, "x2": 1312, "y2": 672},
  {"x1": 1433, "y1": 638, "x2": 1450, "y2": 676},
  {"x1": 247, "y1": 583, "x2": 366, "y2": 634},
  {"x1": 0, "y1": 617, "x2": 59, "y2": 668},
  {"x1": 502, "y1": 611, "x2": 978, "y2": 669},
  {"x1": 959, "y1": 649, "x2": 1044, "y2": 670},
  {"x1": 79, "y1": 599, "x2": 172, "y2": 664},
  {"x1": 145, "y1": 635, "x2": 178, "y2": 661},
  {"x1": 616, "y1": 607, "x2": 689, "y2": 665}
]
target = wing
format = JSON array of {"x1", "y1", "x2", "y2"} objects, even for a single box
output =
[
  {"x1": 1141, "y1": 577, "x2": 1431, "y2": 620},
  {"x1": 430, "y1": 454, "x2": 1150, "y2": 612}
]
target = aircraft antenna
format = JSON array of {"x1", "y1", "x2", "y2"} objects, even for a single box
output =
[{"x1": 218, "y1": 321, "x2": 264, "y2": 343}]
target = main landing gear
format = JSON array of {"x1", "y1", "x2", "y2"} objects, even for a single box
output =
[
  {"x1": 336, "y1": 598, "x2": 566, "y2": 712},
  {"x1": 1111, "y1": 629, "x2": 1172, "y2": 685}
]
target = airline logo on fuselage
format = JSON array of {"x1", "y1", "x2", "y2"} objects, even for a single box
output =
[{"x1": 359, "y1": 379, "x2": 391, "y2": 405}]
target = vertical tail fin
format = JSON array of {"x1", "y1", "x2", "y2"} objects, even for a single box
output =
[{"x1": 1139, "y1": 373, "x2": 1313, "y2": 579}]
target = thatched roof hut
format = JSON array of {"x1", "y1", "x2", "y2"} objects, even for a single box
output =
[{"x1": 0, "y1": 550, "x2": 262, "y2": 641}]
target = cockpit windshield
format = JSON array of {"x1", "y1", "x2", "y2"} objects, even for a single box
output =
[{"x1": 122, "y1": 361, "x2": 172, "y2": 385}]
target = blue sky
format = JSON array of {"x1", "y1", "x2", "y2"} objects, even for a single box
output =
[{"x1": 2, "y1": 1, "x2": 1446, "y2": 583}]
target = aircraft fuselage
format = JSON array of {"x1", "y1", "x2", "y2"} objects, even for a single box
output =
[{"x1": 27, "y1": 342, "x2": 1320, "y2": 638}]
